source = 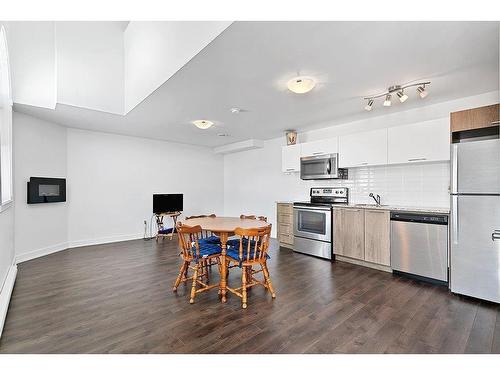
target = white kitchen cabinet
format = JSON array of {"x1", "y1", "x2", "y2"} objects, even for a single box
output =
[
  {"x1": 281, "y1": 144, "x2": 301, "y2": 172},
  {"x1": 300, "y1": 137, "x2": 338, "y2": 157},
  {"x1": 339, "y1": 128, "x2": 388, "y2": 168},
  {"x1": 387, "y1": 118, "x2": 450, "y2": 165}
]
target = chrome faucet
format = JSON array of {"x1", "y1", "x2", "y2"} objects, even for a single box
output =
[{"x1": 369, "y1": 193, "x2": 381, "y2": 206}]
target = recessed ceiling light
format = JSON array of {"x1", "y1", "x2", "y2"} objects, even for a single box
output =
[
  {"x1": 230, "y1": 108, "x2": 241, "y2": 114},
  {"x1": 383, "y1": 94, "x2": 392, "y2": 107},
  {"x1": 287, "y1": 76, "x2": 316, "y2": 94},
  {"x1": 397, "y1": 91, "x2": 408, "y2": 103},
  {"x1": 192, "y1": 120, "x2": 214, "y2": 129}
]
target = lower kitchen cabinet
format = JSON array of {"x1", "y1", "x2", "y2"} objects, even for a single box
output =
[
  {"x1": 334, "y1": 207, "x2": 390, "y2": 267},
  {"x1": 364, "y1": 209, "x2": 390, "y2": 266},
  {"x1": 333, "y1": 208, "x2": 364, "y2": 260},
  {"x1": 277, "y1": 203, "x2": 294, "y2": 249}
]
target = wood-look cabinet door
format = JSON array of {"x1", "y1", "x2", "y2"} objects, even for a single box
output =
[
  {"x1": 450, "y1": 104, "x2": 500, "y2": 133},
  {"x1": 364, "y1": 210, "x2": 390, "y2": 266},
  {"x1": 339, "y1": 208, "x2": 365, "y2": 260},
  {"x1": 332, "y1": 208, "x2": 344, "y2": 255}
]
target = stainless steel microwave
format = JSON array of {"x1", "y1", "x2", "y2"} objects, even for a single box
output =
[{"x1": 300, "y1": 153, "x2": 348, "y2": 180}]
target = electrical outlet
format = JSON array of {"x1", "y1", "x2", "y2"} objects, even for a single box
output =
[{"x1": 143, "y1": 220, "x2": 147, "y2": 225}]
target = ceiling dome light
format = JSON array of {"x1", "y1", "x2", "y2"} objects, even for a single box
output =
[
  {"x1": 287, "y1": 76, "x2": 316, "y2": 94},
  {"x1": 417, "y1": 85, "x2": 428, "y2": 99},
  {"x1": 383, "y1": 94, "x2": 392, "y2": 107},
  {"x1": 364, "y1": 99, "x2": 374, "y2": 111},
  {"x1": 192, "y1": 120, "x2": 214, "y2": 129},
  {"x1": 397, "y1": 91, "x2": 408, "y2": 103}
]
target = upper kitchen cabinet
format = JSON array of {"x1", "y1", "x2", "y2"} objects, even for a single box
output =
[
  {"x1": 450, "y1": 104, "x2": 499, "y2": 133},
  {"x1": 281, "y1": 144, "x2": 301, "y2": 172},
  {"x1": 339, "y1": 128, "x2": 388, "y2": 168},
  {"x1": 300, "y1": 137, "x2": 338, "y2": 157},
  {"x1": 387, "y1": 118, "x2": 450, "y2": 165}
]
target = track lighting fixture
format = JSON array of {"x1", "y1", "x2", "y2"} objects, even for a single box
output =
[
  {"x1": 397, "y1": 90, "x2": 408, "y2": 103},
  {"x1": 363, "y1": 81, "x2": 430, "y2": 111},
  {"x1": 417, "y1": 85, "x2": 428, "y2": 99},
  {"x1": 383, "y1": 94, "x2": 392, "y2": 107},
  {"x1": 364, "y1": 99, "x2": 374, "y2": 111}
]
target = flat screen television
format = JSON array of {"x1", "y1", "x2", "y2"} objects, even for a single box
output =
[{"x1": 153, "y1": 194, "x2": 183, "y2": 214}]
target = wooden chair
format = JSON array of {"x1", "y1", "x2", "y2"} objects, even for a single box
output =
[
  {"x1": 155, "y1": 212, "x2": 181, "y2": 241},
  {"x1": 240, "y1": 214, "x2": 267, "y2": 222},
  {"x1": 185, "y1": 214, "x2": 220, "y2": 268},
  {"x1": 185, "y1": 214, "x2": 219, "y2": 242},
  {"x1": 174, "y1": 223, "x2": 222, "y2": 304},
  {"x1": 226, "y1": 224, "x2": 275, "y2": 308}
]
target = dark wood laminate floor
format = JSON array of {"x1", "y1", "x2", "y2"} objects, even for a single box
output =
[{"x1": 1, "y1": 238, "x2": 499, "y2": 354}]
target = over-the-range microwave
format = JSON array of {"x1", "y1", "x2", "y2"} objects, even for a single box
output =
[{"x1": 300, "y1": 153, "x2": 348, "y2": 180}]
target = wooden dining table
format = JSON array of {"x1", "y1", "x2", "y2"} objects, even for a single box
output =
[{"x1": 182, "y1": 216, "x2": 269, "y2": 302}]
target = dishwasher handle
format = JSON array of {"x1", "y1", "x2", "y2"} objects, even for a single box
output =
[{"x1": 390, "y1": 212, "x2": 448, "y2": 225}]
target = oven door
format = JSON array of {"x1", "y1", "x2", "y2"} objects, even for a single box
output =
[
  {"x1": 300, "y1": 154, "x2": 339, "y2": 180},
  {"x1": 293, "y1": 205, "x2": 332, "y2": 242}
]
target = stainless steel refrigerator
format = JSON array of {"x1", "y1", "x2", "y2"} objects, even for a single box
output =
[{"x1": 450, "y1": 138, "x2": 500, "y2": 303}]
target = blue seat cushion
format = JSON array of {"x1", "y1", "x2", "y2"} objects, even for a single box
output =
[
  {"x1": 227, "y1": 238, "x2": 256, "y2": 248},
  {"x1": 158, "y1": 227, "x2": 174, "y2": 234},
  {"x1": 226, "y1": 245, "x2": 270, "y2": 266},
  {"x1": 192, "y1": 243, "x2": 221, "y2": 260},
  {"x1": 199, "y1": 235, "x2": 221, "y2": 245}
]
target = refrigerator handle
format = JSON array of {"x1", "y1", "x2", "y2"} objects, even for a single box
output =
[
  {"x1": 452, "y1": 195, "x2": 458, "y2": 245},
  {"x1": 451, "y1": 144, "x2": 458, "y2": 194}
]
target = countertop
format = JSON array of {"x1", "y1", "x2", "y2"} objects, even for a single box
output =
[
  {"x1": 276, "y1": 201, "x2": 449, "y2": 214},
  {"x1": 332, "y1": 204, "x2": 450, "y2": 214}
]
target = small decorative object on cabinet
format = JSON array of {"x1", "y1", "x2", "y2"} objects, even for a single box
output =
[
  {"x1": 277, "y1": 203, "x2": 294, "y2": 249},
  {"x1": 286, "y1": 130, "x2": 297, "y2": 145}
]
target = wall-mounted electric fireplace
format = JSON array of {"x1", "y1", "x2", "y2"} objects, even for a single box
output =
[{"x1": 27, "y1": 177, "x2": 66, "y2": 204}]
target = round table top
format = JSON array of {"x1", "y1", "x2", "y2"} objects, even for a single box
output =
[{"x1": 182, "y1": 216, "x2": 269, "y2": 233}]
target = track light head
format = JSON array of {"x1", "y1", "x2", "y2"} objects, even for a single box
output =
[
  {"x1": 383, "y1": 94, "x2": 392, "y2": 107},
  {"x1": 364, "y1": 99, "x2": 374, "y2": 111},
  {"x1": 417, "y1": 85, "x2": 428, "y2": 99},
  {"x1": 397, "y1": 91, "x2": 408, "y2": 103}
]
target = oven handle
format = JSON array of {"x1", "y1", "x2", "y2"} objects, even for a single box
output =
[{"x1": 293, "y1": 206, "x2": 332, "y2": 212}]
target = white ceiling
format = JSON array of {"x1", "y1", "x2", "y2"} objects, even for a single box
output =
[{"x1": 14, "y1": 21, "x2": 499, "y2": 147}]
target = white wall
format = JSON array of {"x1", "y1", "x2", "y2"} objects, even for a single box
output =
[
  {"x1": 0, "y1": 206, "x2": 14, "y2": 291},
  {"x1": 56, "y1": 22, "x2": 124, "y2": 114},
  {"x1": 4, "y1": 21, "x2": 57, "y2": 109},
  {"x1": 223, "y1": 91, "x2": 499, "y2": 237},
  {"x1": 123, "y1": 21, "x2": 232, "y2": 113},
  {"x1": 13, "y1": 112, "x2": 68, "y2": 262},
  {"x1": 66, "y1": 128, "x2": 225, "y2": 247},
  {"x1": 11, "y1": 113, "x2": 225, "y2": 258}
]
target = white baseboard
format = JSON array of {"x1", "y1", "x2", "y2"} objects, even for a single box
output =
[
  {"x1": 68, "y1": 233, "x2": 143, "y2": 249},
  {"x1": 15, "y1": 242, "x2": 69, "y2": 264},
  {"x1": 15, "y1": 234, "x2": 144, "y2": 264},
  {"x1": 0, "y1": 264, "x2": 17, "y2": 339}
]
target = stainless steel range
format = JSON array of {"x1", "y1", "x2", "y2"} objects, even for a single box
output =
[{"x1": 293, "y1": 187, "x2": 349, "y2": 260}]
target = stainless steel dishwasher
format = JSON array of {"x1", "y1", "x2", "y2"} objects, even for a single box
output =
[{"x1": 390, "y1": 212, "x2": 448, "y2": 283}]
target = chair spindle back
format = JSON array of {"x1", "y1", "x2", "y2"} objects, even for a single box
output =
[
  {"x1": 234, "y1": 225, "x2": 272, "y2": 263},
  {"x1": 176, "y1": 223, "x2": 203, "y2": 259}
]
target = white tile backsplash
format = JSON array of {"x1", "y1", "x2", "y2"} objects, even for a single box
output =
[{"x1": 308, "y1": 161, "x2": 450, "y2": 208}]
